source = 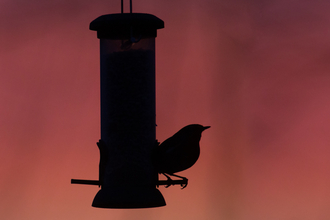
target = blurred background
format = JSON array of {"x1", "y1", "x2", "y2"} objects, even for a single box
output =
[{"x1": 1, "y1": 0, "x2": 330, "y2": 219}]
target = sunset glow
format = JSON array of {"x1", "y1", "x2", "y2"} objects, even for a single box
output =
[{"x1": 1, "y1": 0, "x2": 330, "y2": 219}]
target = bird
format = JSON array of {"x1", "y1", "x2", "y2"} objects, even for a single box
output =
[{"x1": 153, "y1": 124, "x2": 210, "y2": 188}]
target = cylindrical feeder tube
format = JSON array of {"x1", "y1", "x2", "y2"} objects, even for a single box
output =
[{"x1": 90, "y1": 13, "x2": 165, "y2": 208}]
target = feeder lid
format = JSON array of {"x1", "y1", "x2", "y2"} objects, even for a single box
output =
[{"x1": 90, "y1": 13, "x2": 164, "y2": 39}]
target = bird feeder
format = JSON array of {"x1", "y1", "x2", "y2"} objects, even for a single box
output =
[{"x1": 72, "y1": 0, "x2": 165, "y2": 208}]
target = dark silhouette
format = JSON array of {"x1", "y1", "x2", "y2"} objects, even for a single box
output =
[
  {"x1": 153, "y1": 124, "x2": 210, "y2": 188},
  {"x1": 72, "y1": 125, "x2": 210, "y2": 191},
  {"x1": 71, "y1": 140, "x2": 108, "y2": 187},
  {"x1": 97, "y1": 140, "x2": 108, "y2": 187}
]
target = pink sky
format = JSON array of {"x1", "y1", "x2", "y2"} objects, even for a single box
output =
[{"x1": 1, "y1": 0, "x2": 330, "y2": 219}]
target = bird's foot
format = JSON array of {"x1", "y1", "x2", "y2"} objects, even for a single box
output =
[
  {"x1": 180, "y1": 177, "x2": 188, "y2": 189},
  {"x1": 167, "y1": 173, "x2": 188, "y2": 189},
  {"x1": 157, "y1": 173, "x2": 188, "y2": 189},
  {"x1": 162, "y1": 173, "x2": 173, "y2": 188}
]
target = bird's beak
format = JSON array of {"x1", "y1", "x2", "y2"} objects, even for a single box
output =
[{"x1": 203, "y1": 126, "x2": 211, "y2": 130}]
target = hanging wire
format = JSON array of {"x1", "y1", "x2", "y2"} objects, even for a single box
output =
[
  {"x1": 121, "y1": 0, "x2": 123, "y2": 13},
  {"x1": 121, "y1": 0, "x2": 132, "y2": 13},
  {"x1": 130, "y1": 0, "x2": 132, "y2": 13}
]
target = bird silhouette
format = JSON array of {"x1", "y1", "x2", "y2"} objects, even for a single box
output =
[{"x1": 153, "y1": 124, "x2": 210, "y2": 188}]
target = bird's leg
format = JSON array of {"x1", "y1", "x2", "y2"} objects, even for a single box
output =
[
  {"x1": 161, "y1": 173, "x2": 173, "y2": 188},
  {"x1": 167, "y1": 173, "x2": 188, "y2": 189}
]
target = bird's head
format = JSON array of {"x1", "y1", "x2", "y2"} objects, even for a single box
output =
[
  {"x1": 180, "y1": 124, "x2": 210, "y2": 145},
  {"x1": 180, "y1": 124, "x2": 210, "y2": 136}
]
